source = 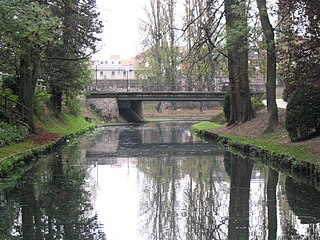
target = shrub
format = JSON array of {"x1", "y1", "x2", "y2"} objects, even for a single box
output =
[
  {"x1": 251, "y1": 96, "x2": 266, "y2": 111},
  {"x1": 1, "y1": 75, "x2": 19, "y2": 96},
  {"x1": 210, "y1": 112, "x2": 227, "y2": 125},
  {"x1": 0, "y1": 122, "x2": 25, "y2": 146},
  {"x1": 285, "y1": 86, "x2": 320, "y2": 142},
  {"x1": 65, "y1": 97, "x2": 81, "y2": 116},
  {"x1": 0, "y1": 88, "x2": 19, "y2": 103},
  {"x1": 34, "y1": 90, "x2": 51, "y2": 117},
  {"x1": 223, "y1": 94, "x2": 230, "y2": 122}
]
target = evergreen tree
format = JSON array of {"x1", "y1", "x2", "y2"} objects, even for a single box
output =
[
  {"x1": 43, "y1": 0, "x2": 103, "y2": 114},
  {"x1": 0, "y1": 0, "x2": 60, "y2": 131}
]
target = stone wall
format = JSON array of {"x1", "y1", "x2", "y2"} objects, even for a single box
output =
[{"x1": 87, "y1": 98, "x2": 119, "y2": 122}]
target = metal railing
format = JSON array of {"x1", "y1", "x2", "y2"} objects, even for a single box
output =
[
  {"x1": 0, "y1": 93, "x2": 29, "y2": 129},
  {"x1": 87, "y1": 79, "x2": 266, "y2": 94}
]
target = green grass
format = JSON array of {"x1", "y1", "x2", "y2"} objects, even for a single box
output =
[
  {"x1": 223, "y1": 134, "x2": 319, "y2": 164},
  {"x1": 191, "y1": 120, "x2": 319, "y2": 164},
  {"x1": 0, "y1": 114, "x2": 96, "y2": 162},
  {"x1": 191, "y1": 121, "x2": 222, "y2": 132},
  {"x1": 0, "y1": 142, "x2": 38, "y2": 160},
  {"x1": 44, "y1": 114, "x2": 96, "y2": 135}
]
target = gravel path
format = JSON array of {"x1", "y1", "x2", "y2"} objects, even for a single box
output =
[{"x1": 262, "y1": 99, "x2": 287, "y2": 109}]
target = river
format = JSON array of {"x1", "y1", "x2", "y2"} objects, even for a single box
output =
[{"x1": 0, "y1": 122, "x2": 320, "y2": 239}]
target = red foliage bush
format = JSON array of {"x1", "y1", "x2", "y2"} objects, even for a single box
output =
[{"x1": 28, "y1": 129, "x2": 60, "y2": 145}]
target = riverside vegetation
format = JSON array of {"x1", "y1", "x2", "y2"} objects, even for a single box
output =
[
  {"x1": 191, "y1": 109, "x2": 320, "y2": 168},
  {"x1": 0, "y1": 96, "x2": 102, "y2": 177}
]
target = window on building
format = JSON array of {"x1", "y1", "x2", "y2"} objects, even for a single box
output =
[
  {"x1": 112, "y1": 71, "x2": 115, "y2": 76},
  {"x1": 112, "y1": 61, "x2": 114, "y2": 64},
  {"x1": 119, "y1": 61, "x2": 121, "y2": 64},
  {"x1": 123, "y1": 71, "x2": 127, "y2": 76},
  {"x1": 105, "y1": 61, "x2": 108, "y2": 64},
  {"x1": 100, "y1": 61, "x2": 103, "y2": 64},
  {"x1": 100, "y1": 71, "x2": 103, "y2": 76}
]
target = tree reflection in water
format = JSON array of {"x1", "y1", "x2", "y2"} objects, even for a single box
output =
[
  {"x1": 184, "y1": 155, "x2": 229, "y2": 239},
  {"x1": 138, "y1": 154, "x2": 230, "y2": 240},
  {"x1": 0, "y1": 145, "x2": 106, "y2": 240},
  {"x1": 267, "y1": 168, "x2": 278, "y2": 240},
  {"x1": 138, "y1": 156, "x2": 181, "y2": 240},
  {"x1": 2, "y1": 123, "x2": 320, "y2": 239},
  {"x1": 224, "y1": 152, "x2": 253, "y2": 239}
]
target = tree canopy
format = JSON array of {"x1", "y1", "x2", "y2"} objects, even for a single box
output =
[
  {"x1": 138, "y1": 0, "x2": 319, "y2": 131},
  {"x1": 0, "y1": 0, "x2": 102, "y2": 130}
]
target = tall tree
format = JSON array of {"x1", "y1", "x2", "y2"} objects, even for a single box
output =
[
  {"x1": 0, "y1": 0, "x2": 60, "y2": 131},
  {"x1": 256, "y1": 0, "x2": 279, "y2": 132},
  {"x1": 181, "y1": 0, "x2": 225, "y2": 111},
  {"x1": 163, "y1": 0, "x2": 179, "y2": 109},
  {"x1": 225, "y1": 0, "x2": 254, "y2": 125},
  {"x1": 138, "y1": 0, "x2": 180, "y2": 112},
  {"x1": 44, "y1": 0, "x2": 102, "y2": 114}
]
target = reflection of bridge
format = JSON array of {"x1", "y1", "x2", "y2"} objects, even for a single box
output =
[
  {"x1": 86, "y1": 81, "x2": 264, "y2": 123},
  {"x1": 86, "y1": 142, "x2": 225, "y2": 160}
]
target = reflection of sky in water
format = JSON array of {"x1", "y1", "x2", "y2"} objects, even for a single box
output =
[
  {"x1": 88, "y1": 152, "x2": 320, "y2": 239},
  {"x1": 2, "y1": 122, "x2": 320, "y2": 239},
  {"x1": 85, "y1": 123, "x2": 320, "y2": 239},
  {"x1": 90, "y1": 156, "x2": 231, "y2": 240},
  {"x1": 92, "y1": 163, "x2": 141, "y2": 240}
]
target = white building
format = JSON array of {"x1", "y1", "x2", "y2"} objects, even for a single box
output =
[{"x1": 91, "y1": 55, "x2": 137, "y2": 83}]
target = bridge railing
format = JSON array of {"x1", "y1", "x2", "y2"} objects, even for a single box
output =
[
  {"x1": 87, "y1": 80, "x2": 144, "y2": 92},
  {"x1": 86, "y1": 79, "x2": 265, "y2": 94},
  {"x1": 0, "y1": 93, "x2": 29, "y2": 129}
]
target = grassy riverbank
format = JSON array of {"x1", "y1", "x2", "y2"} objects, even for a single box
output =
[
  {"x1": 191, "y1": 109, "x2": 320, "y2": 166},
  {"x1": 0, "y1": 113, "x2": 96, "y2": 176}
]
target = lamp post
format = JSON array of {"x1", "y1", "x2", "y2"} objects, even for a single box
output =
[
  {"x1": 95, "y1": 64, "x2": 98, "y2": 87},
  {"x1": 126, "y1": 67, "x2": 129, "y2": 91}
]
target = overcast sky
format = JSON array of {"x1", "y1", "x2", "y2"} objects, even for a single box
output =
[
  {"x1": 93, "y1": 0, "x2": 146, "y2": 60},
  {"x1": 93, "y1": 0, "x2": 276, "y2": 60}
]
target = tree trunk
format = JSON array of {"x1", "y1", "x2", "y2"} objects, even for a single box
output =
[
  {"x1": 19, "y1": 44, "x2": 40, "y2": 133},
  {"x1": 50, "y1": 87, "x2": 63, "y2": 115},
  {"x1": 225, "y1": 153, "x2": 253, "y2": 239},
  {"x1": 225, "y1": 0, "x2": 255, "y2": 125},
  {"x1": 267, "y1": 169, "x2": 278, "y2": 240},
  {"x1": 256, "y1": 0, "x2": 279, "y2": 133}
]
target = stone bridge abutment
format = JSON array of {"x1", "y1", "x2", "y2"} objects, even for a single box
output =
[{"x1": 87, "y1": 98, "x2": 144, "y2": 123}]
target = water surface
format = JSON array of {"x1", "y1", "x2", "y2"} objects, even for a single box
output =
[{"x1": 1, "y1": 122, "x2": 320, "y2": 239}]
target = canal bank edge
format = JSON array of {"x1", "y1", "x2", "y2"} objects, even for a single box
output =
[
  {"x1": 191, "y1": 123, "x2": 320, "y2": 190},
  {"x1": 0, "y1": 122, "x2": 97, "y2": 179}
]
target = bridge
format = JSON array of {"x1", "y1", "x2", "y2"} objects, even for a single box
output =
[
  {"x1": 87, "y1": 91, "x2": 226, "y2": 101},
  {"x1": 86, "y1": 80, "x2": 264, "y2": 122}
]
